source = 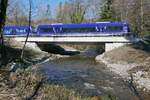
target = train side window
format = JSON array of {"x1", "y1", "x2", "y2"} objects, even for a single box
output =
[
  {"x1": 106, "y1": 26, "x2": 123, "y2": 32},
  {"x1": 39, "y1": 28, "x2": 54, "y2": 33},
  {"x1": 62, "y1": 27, "x2": 96, "y2": 33}
]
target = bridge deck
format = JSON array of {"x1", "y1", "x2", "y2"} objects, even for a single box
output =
[{"x1": 8, "y1": 36, "x2": 137, "y2": 43}]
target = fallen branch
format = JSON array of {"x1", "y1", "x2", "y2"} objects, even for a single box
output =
[
  {"x1": 127, "y1": 74, "x2": 143, "y2": 100},
  {"x1": 25, "y1": 78, "x2": 44, "y2": 100}
]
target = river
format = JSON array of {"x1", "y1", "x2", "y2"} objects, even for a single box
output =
[{"x1": 38, "y1": 54, "x2": 141, "y2": 100}]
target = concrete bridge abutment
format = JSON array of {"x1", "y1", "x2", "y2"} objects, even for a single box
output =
[{"x1": 105, "y1": 43, "x2": 128, "y2": 52}]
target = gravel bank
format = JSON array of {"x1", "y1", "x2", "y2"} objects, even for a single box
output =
[{"x1": 96, "y1": 41, "x2": 150, "y2": 91}]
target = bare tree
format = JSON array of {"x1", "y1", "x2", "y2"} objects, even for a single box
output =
[
  {"x1": 56, "y1": 2, "x2": 64, "y2": 23},
  {"x1": 56, "y1": 0, "x2": 88, "y2": 23},
  {"x1": 21, "y1": 0, "x2": 32, "y2": 60},
  {"x1": 69, "y1": 0, "x2": 88, "y2": 23},
  {"x1": 112, "y1": 0, "x2": 150, "y2": 36},
  {"x1": 6, "y1": 0, "x2": 28, "y2": 25},
  {"x1": 56, "y1": 1, "x2": 73, "y2": 23}
]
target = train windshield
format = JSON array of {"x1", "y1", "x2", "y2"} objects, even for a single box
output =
[
  {"x1": 3, "y1": 28, "x2": 13, "y2": 34},
  {"x1": 62, "y1": 27, "x2": 96, "y2": 33}
]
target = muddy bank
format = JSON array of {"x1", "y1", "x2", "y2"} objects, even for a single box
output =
[
  {"x1": 0, "y1": 38, "x2": 50, "y2": 64},
  {"x1": 1, "y1": 39, "x2": 82, "y2": 65},
  {"x1": 96, "y1": 38, "x2": 150, "y2": 93}
]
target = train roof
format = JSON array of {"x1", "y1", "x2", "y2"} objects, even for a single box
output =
[
  {"x1": 37, "y1": 25, "x2": 53, "y2": 28},
  {"x1": 37, "y1": 22, "x2": 129, "y2": 28},
  {"x1": 58, "y1": 23, "x2": 97, "y2": 28},
  {"x1": 4, "y1": 26, "x2": 32, "y2": 29}
]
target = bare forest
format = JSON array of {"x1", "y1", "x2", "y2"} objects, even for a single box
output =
[{"x1": 3, "y1": 0, "x2": 150, "y2": 36}]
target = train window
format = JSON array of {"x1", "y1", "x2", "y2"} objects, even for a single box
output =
[
  {"x1": 39, "y1": 28, "x2": 54, "y2": 33},
  {"x1": 106, "y1": 26, "x2": 123, "y2": 31},
  {"x1": 62, "y1": 28, "x2": 96, "y2": 33}
]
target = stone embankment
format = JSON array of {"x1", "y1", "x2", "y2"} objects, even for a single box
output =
[{"x1": 96, "y1": 37, "x2": 150, "y2": 92}]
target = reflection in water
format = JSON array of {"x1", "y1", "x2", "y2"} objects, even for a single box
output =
[{"x1": 39, "y1": 56, "x2": 139, "y2": 100}]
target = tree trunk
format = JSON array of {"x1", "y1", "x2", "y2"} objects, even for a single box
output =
[
  {"x1": 21, "y1": 0, "x2": 32, "y2": 60},
  {"x1": 140, "y1": 0, "x2": 144, "y2": 36},
  {"x1": 0, "y1": 0, "x2": 8, "y2": 65}
]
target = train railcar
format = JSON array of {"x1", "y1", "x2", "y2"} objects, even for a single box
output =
[
  {"x1": 55, "y1": 23, "x2": 98, "y2": 36},
  {"x1": 4, "y1": 22, "x2": 130, "y2": 37},
  {"x1": 96, "y1": 22, "x2": 130, "y2": 35},
  {"x1": 3, "y1": 26, "x2": 34, "y2": 36},
  {"x1": 37, "y1": 22, "x2": 130, "y2": 36}
]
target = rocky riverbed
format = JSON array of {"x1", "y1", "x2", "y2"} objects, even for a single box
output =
[{"x1": 96, "y1": 37, "x2": 150, "y2": 99}]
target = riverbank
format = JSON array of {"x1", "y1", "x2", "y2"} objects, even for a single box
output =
[
  {"x1": 0, "y1": 39, "x2": 114, "y2": 100},
  {"x1": 0, "y1": 63, "x2": 90, "y2": 100},
  {"x1": 96, "y1": 37, "x2": 150, "y2": 93},
  {"x1": 0, "y1": 39, "x2": 81, "y2": 99}
]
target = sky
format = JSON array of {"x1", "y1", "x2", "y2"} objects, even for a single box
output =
[
  {"x1": 23, "y1": 0, "x2": 66, "y2": 8},
  {"x1": 22, "y1": 0, "x2": 67, "y2": 18},
  {"x1": 11, "y1": 0, "x2": 98, "y2": 20},
  {"x1": 31, "y1": 0, "x2": 66, "y2": 8}
]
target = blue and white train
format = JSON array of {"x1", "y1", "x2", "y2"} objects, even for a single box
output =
[
  {"x1": 3, "y1": 26, "x2": 33, "y2": 36},
  {"x1": 3, "y1": 22, "x2": 130, "y2": 37}
]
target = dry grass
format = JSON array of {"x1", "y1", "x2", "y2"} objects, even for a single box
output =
[
  {"x1": 38, "y1": 84, "x2": 116, "y2": 100},
  {"x1": 39, "y1": 84, "x2": 83, "y2": 100},
  {"x1": 0, "y1": 66, "x2": 114, "y2": 100}
]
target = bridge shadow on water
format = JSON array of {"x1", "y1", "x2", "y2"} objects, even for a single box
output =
[{"x1": 37, "y1": 43, "x2": 80, "y2": 55}]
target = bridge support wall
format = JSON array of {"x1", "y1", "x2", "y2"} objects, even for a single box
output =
[{"x1": 105, "y1": 43, "x2": 127, "y2": 52}]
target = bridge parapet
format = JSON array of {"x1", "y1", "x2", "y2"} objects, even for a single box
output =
[{"x1": 10, "y1": 36, "x2": 137, "y2": 43}]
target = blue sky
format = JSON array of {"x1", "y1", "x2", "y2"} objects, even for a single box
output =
[
  {"x1": 19, "y1": 0, "x2": 97, "y2": 19},
  {"x1": 22, "y1": 0, "x2": 67, "y2": 18},
  {"x1": 32, "y1": 0, "x2": 66, "y2": 7},
  {"x1": 24, "y1": 0, "x2": 66, "y2": 8}
]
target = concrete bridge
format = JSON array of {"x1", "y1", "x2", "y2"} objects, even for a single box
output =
[{"x1": 8, "y1": 36, "x2": 138, "y2": 52}]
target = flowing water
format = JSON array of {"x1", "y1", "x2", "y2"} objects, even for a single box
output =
[{"x1": 38, "y1": 54, "x2": 141, "y2": 100}]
